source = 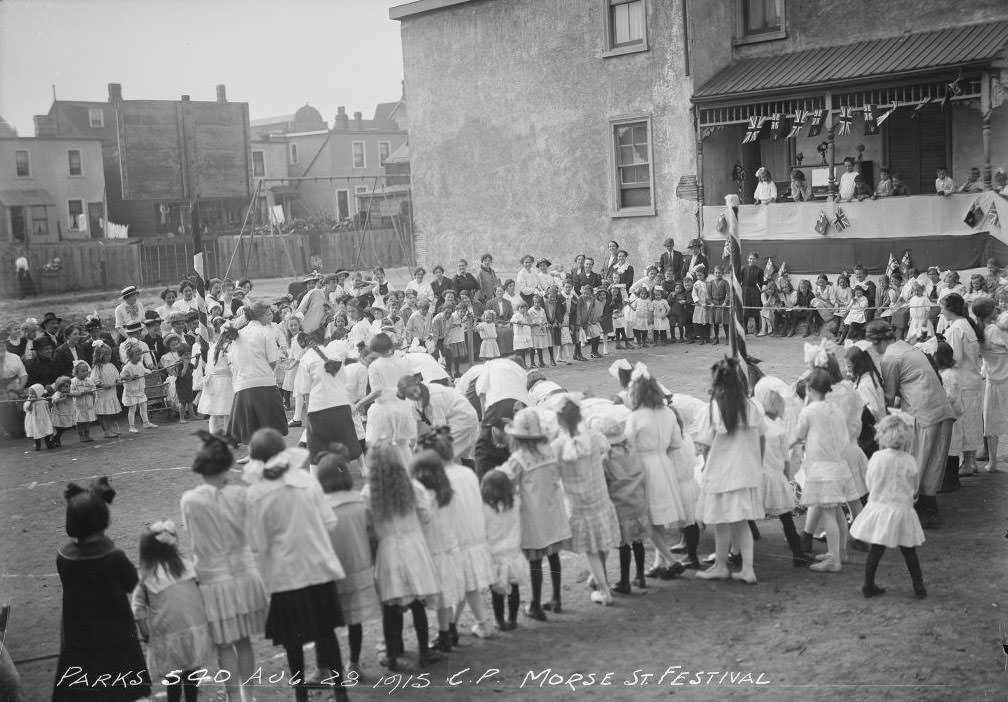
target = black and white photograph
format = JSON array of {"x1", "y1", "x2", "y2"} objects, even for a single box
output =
[{"x1": 1, "y1": 0, "x2": 1007, "y2": 700}]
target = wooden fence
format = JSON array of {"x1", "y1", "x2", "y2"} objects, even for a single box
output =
[{"x1": 1, "y1": 228, "x2": 413, "y2": 297}]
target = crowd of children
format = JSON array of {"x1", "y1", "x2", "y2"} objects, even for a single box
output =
[{"x1": 50, "y1": 301, "x2": 992, "y2": 701}]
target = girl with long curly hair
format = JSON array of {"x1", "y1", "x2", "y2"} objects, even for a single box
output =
[
  {"x1": 362, "y1": 444, "x2": 440, "y2": 671},
  {"x1": 695, "y1": 358, "x2": 767, "y2": 584}
]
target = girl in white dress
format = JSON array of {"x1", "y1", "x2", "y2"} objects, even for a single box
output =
[
  {"x1": 981, "y1": 309, "x2": 1008, "y2": 473},
  {"x1": 282, "y1": 316, "x2": 306, "y2": 423},
  {"x1": 481, "y1": 470, "x2": 526, "y2": 631},
  {"x1": 624, "y1": 366, "x2": 700, "y2": 575},
  {"x1": 70, "y1": 361, "x2": 96, "y2": 443},
  {"x1": 23, "y1": 383, "x2": 53, "y2": 450},
  {"x1": 422, "y1": 430, "x2": 494, "y2": 641},
  {"x1": 180, "y1": 432, "x2": 268, "y2": 702},
  {"x1": 476, "y1": 310, "x2": 500, "y2": 360},
  {"x1": 631, "y1": 288, "x2": 653, "y2": 348},
  {"x1": 362, "y1": 445, "x2": 440, "y2": 671},
  {"x1": 90, "y1": 342, "x2": 121, "y2": 438},
  {"x1": 119, "y1": 342, "x2": 157, "y2": 433},
  {"x1": 694, "y1": 358, "x2": 766, "y2": 584},
  {"x1": 849, "y1": 414, "x2": 927, "y2": 599},
  {"x1": 410, "y1": 450, "x2": 465, "y2": 654},
  {"x1": 197, "y1": 333, "x2": 235, "y2": 436},
  {"x1": 691, "y1": 269, "x2": 709, "y2": 343},
  {"x1": 752, "y1": 384, "x2": 806, "y2": 567},
  {"x1": 793, "y1": 369, "x2": 855, "y2": 574},
  {"x1": 652, "y1": 290, "x2": 671, "y2": 345},
  {"x1": 528, "y1": 295, "x2": 550, "y2": 368},
  {"x1": 509, "y1": 303, "x2": 533, "y2": 367},
  {"x1": 357, "y1": 334, "x2": 418, "y2": 468},
  {"x1": 905, "y1": 282, "x2": 934, "y2": 341}
]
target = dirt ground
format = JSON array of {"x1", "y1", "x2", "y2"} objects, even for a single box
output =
[{"x1": 2, "y1": 336, "x2": 1006, "y2": 701}]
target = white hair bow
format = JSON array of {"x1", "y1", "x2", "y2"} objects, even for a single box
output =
[
  {"x1": 631, "y1": 362, "x2": 650, "y2": 381},
  {"x1": 803, "y1": 339, "x2": 838, "y2": 369},
  {"x1": 149, "y1": 520, "x2": 177, "y2": 545},
  {"x1": 91, "y1": 340, "x2": 106, "y2": 350},
  {"x1": 607, "y1": 359, "x2": 632, "y2": 380}
]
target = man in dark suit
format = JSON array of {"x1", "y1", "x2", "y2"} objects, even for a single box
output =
[
  {"x1": 52, "y1": 324, "x2": 92, "y2": 377},
  {"x1": 658, "y1": 237, "x2": 684, "y2": 280},
  {"x1": 39, "y1": 312, "x2": 64, "y2": 348}
]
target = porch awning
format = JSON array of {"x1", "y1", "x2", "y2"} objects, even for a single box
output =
[
  {"x1": 694, "y1": 21, "x2": 1008, "y2": 104},
  {"x1": 0, "y1": 188, "x2": 54, "y2": 207}
]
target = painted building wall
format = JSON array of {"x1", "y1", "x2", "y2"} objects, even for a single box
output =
[
  {"x1": 398, "y1": 0, "x2": 698, "y2": 271},
  {"x1": 285, "y1": 130, "x2": 407, "y2": 218},
  {"x1": 0, "y1": 138, "x2": 106, "y2": 242}
]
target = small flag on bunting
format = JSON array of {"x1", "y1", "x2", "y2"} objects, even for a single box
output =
[
  {"x1": 769, "y1": 113, "x2": 783, "y2": 139},
  {"x1": 807, "y1": 109, "x2": 826, "y2": 137},
  {"x1": 875, "y1": 102, "x2": 896, "y2": 128},
  {"x1": 912, "y1": 96, "x2": 933, "y2": 118},
  {"x1": 885, "y1": 253, "x2": 899, "y2": 279},
  {"x1": 964, "y1": 200, "x2": 985, "y2": 228},
  {"x1": 742, "y1": 115, "x2": 764, "y2": 144},
  {"x1": 836, "y1": 106, "x2": 854, "y2": 136},
  {"x1": 833, "y1": 207, "x2": 850, "y2": 231},
  {"x1": 901, "y1": 250, "x2": 913, "y2": 269},
  {"x1": 988, "y1": 203, "x2": 1000, "y2": 229},
  {"x1": 815, "y1": 211, "x2": 830, "y2": 236},
  {"x1": 863, "y1": 104, "x2": 878, "y2": 135},
  {"x1": 787, "y1": 109, "x2": 807, "y2": 138}
]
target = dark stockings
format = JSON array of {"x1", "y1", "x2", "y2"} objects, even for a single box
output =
[
  {"x1": 165, "y1": 670, "x2": 198, "y2": 702},
  {"x1": 865, "y1": 544, "x2": 925, "y2": 590},
  {"x1": 779, "y1": 512, "x2": 804, "y2": 557},
  {"x1": 381, "y1": 601, "x2": 430, "y2": 661},
  {"x1": 491, "y1": 584, "x2": 520, "y2": 626},
  {"x1": 348, "y1": 623, "x2": 362, "y2": 664},
  {"x1": 683, "y1": 523, "x2": 700, "y2": 564},
  {"x1": 528, "y1": 553, "x2": 561, "y2": 606},
  {"x1": 619, "y1": 541, "x2": 647, "y2": 584}
]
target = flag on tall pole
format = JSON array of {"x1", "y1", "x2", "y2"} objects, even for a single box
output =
[
  {"x1": 723, "y1": 194, "x2": 755, "y2": 368},
  {"x1": 193, "y1": 251, "x2": 209, "y2": 362}
]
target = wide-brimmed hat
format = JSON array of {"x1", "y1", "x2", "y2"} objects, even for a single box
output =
[
  {"x1": 143, "y1": 312, "x2": 162, "y2": 326},
  {"x1": 505, "y1": 408, "x2": 548, "y2": 440},
  {"x1": 120, "y1": 285, "x2": 139, "y2": 299},
  {"x1": 302, "y1": 273, "x2": 320, "y2": 283},
  {"x1": 865, "y1": 319, "x2": 895, "y2": 342},
  {"x1": 537, "y1": 258, "x2": 552, "y2": 269},
  {"x1": 167, "y1": 311, "x2": 189, "y2": 324},
  {"x1": 123, "y1": 321, "x2": 143, "y2": 334},
  {"x1": 687, "y1": 238, "x2": 703, "y2": 250},
  {"x1": 335, "y1": 269, "x2": 350, "y2": 279},
  {"x1": 41, "y1": 312, "x2": 62, "y2": 326}
]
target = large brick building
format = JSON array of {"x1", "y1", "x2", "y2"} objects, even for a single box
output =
[{"x1": 34, "y1": 83, "x2": 253, "y2": 238}]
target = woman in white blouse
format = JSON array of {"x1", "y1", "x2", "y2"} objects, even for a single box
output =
[
  {"x1": 515, "y1": 255, "x2": 540, "y2": 307},
  {"x1": 943, "y1": 293, "x2": 984, "y2": 475},
  {"x1": 753, "y1": 167, "x2": 778, "y2": 205},
  {"x1": 406, "y1": 267, "x2": 435, "y2": 304}
]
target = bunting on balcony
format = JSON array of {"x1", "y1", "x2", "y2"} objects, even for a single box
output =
[
  {"x1": 787, "y1": 109, "x2": 808, "y2": 139},
  {"x1": 769, "y1": 113, "x2": 784, "y2": 139},
  {"x1": 875, "y1": 102, "x2": 896, "y2": 128},
  {"x1": 742, "y1": 115, "x2": 766, "y2": 144},
  {"x1": 863, "y1": 104, "x2": 879, "y2": 135},
  {"x1": 911, "y1": 96, "x2": 933, "y2": 118},
  {"x1": 836, "y1": 106, "x2": 854, "y2": 136},
  {"x1": 814, "y1": 211, "x2": 830, "y2": 236},
  {"x1": 807, "y1": 109, "x2": 826, "y2": 138},
  {"x1": 885, "y1": 252, "x2": 899, "y2": 279}
]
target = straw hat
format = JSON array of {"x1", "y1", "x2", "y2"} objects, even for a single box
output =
[{"x1": 505, "y1": 407, "x2": 547, "y2": 440}]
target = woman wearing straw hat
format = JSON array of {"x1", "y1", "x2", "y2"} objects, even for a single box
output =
[{"x1": 114, "y1": 286, "x2": 145, "y2": 339}]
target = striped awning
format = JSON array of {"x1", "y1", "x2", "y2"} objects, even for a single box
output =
[{"x1": 694, "y1": 21, "x2": 1008, "y2": 104}]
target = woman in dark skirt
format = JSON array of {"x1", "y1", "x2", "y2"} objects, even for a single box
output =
[
  {"x1": 301, "y1": 341, "x2": 363, "y2": 470},
  {"x1": 53, "y1": 478, "x2": 151, "y2": 702},
  {"x1": 245, "y1": 429, "x2": 350, "y2": 702}
]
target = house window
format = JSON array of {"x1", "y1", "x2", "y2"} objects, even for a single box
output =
[
  {"x1": 605, "y1": 0, "x2": 647, "y2": 55},
  {"x1": 335, "y1": 189, "x2": 350, "y2": 219},
  {"x1": 352, "y1": 142, "x2": 366, "y2": 168},
  {"x1": 379, "y1": 141, "x2": 391, "y2": 165},
  {"x1": 10, "y1": 206, "x2": 26, "y2": 242},
  {"x1": 289, "y1": 143, "x2": 298, "y2": 164},
  {"x1": 31, "y1": 206, "x2": 48, "y2": 235},
  {"x1": 611, "y1": 117, "x2": 655, "y2": 215},
  {"x1": 355, "y1": 185, "x2": 368, "y2": 194},
  {"x1": 15, "y1": 150, "x2": 30, "y2": 177},
  {"x1": 88, "y1": 108, "x2": 104, "y2": 128},
  {"x1": 68, "y1": 199, "x2": 84, "y2": 231},
  {"x1": 736, "y1": 0, "x2": 786, "y2": 43},
  {"x1": 68, "y1": 150, "x2": 82, "y2": 176},
  {"x1": 252, "y1": 150, "x2": 265, "y2": 177}
]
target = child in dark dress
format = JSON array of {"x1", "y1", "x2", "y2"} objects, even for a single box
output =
[
  {"x1": 53, "y1": 477, "x2": 151, "y2": 702},
  {"x1": 173, "y1": 343, "x2": 196, "y2": 422}
]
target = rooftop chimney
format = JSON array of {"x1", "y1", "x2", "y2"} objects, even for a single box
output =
[
  {"x1": 336, "y1": 106, "x2": 349, "y2": 130},
  {"x1": 181, "y1": 95, "x2": 190, "y2": 102},
  {"x1": 216, "y1": 84, "x2": 227, "y2": 103},
  {"x1": 353, "y1": 111, "x2": 363, "y2": 130},
  {"x1": 108, "y1": 83, "x2": 123, "y2": 103}
]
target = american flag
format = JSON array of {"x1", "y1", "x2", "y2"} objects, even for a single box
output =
[
  {"x1": 723, "y1": 196, "x2": 755, "y2": 368},
  {"x1": 193, "y1": 252, "x2": 209, "y2": 362}
]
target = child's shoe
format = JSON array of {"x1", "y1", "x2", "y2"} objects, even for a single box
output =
[
  {"x1": 913, "y1": 581, "x2": 927, "y2": 599},
  {"x1": 861, "y1": 584, "x2": 886, "y2": 598},
  {"x1": 525, "y1": 604, "x2": 547, "y2": 621},
  {"x1": 809, "y1": 555, "x2": 842, "y2": 573},
  {"x1": 448, "y1": 623, "x2": 460, "y2": 647},
  {"x1": 631, "y1": 576, "x2": 647, "y2": 589},
  {"x1": 470, "y1": 622, "x2": 490, "y2": 639},
  {"x1": 129, "y1": 426, "x2": 139, "y2": 433},
  {"x1": 611, "y1": 580, "x2": 632, "y2": 595},
  {"x1": 143, "y1": 421, "x2": 158, "y2": 428}
]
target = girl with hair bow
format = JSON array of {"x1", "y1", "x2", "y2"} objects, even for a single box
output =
[{"x1": 133, "y1": 520, "x2": 215, "y2": 702}]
